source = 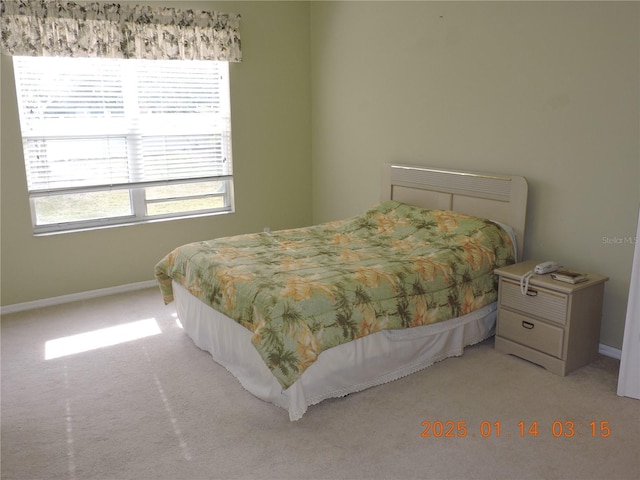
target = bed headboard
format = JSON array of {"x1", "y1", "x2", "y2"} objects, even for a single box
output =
[{"x1": 381, "y1": 164, "x2": 528, "y2": 261}]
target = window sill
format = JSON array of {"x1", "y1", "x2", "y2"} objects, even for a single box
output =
[{"x1": 33, "y1": 209, "x2": 234, "y2": 237}]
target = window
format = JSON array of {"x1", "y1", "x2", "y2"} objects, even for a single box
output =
[{"x1": 13, "y1": 56, "x2": 234, "y2": 234}]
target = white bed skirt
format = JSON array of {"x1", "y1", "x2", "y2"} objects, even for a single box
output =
[{"x1": 173, "y1": 281, "x2": 497, "y2": 421}]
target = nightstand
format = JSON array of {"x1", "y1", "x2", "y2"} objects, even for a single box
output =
[{"x1": 494, "y1": 260, "x2": 608, "y2": 376}]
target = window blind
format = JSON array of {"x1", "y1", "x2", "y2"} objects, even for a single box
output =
[{"x1": 13, "y1": 56, "x2": 232, "y2": 196}]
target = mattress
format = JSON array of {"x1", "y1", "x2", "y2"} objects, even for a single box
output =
[{"x1": 158, "y1": 201, "x2": 518, "y2": 419}]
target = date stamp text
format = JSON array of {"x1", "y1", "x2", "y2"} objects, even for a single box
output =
[{"x1": 420, "y1": 420, "x2": 611, "y2": 439}]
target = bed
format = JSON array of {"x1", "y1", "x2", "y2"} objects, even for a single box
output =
[{"x1": 155, "y1": 164, "x2": 528, "y2": 420}]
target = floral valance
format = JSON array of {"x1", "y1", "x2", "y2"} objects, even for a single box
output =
[{"x1": 0, "y1": 0, "x2": 242, "y2": 62}]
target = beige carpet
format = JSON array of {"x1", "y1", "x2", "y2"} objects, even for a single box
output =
[{"x1": 1, "y1": 287, "x2": 638, "y2": 480}]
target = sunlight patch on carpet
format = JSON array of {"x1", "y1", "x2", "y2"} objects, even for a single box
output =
[{"x1": 45, "y1": 319, "x2": 162, "y2": 360}]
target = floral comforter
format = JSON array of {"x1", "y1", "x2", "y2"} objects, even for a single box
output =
[{"x1": 155, "y1": 201, "x2": 515, "y2": 389}]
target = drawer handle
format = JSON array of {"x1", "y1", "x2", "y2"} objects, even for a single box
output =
[
  {"x1": 525, "y1": 288, "x2": 538, "y2": 297},
  {"x1": 522, "y1": 321, "x2": 535, "y2": 330}
]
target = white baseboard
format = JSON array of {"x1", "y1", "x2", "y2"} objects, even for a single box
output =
[
  {"x1": 599, "y1": 343, "x2": 622, "y2": 360},
  {"x1": 0, "y1": 280, "x2": 157, "y2": 315}
]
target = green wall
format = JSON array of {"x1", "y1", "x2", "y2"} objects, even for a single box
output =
[
  {"x1": 0, "y1": 1, "x2": 312, "y2": 305},
  {"x1": 310, "y1": 1, "x2": 639, "y2": 351}
]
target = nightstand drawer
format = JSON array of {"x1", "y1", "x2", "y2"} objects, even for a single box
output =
[
  {"x1": 500, "y1": 279, "x2": 568, "y2": 325},
  {"x1": 497, "y1": 310, "x2": 564, "y2": 358}
]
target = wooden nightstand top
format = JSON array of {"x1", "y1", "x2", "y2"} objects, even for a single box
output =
[{"x1": 495, "y1": 260, "x2": 609, "y2": 294}]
